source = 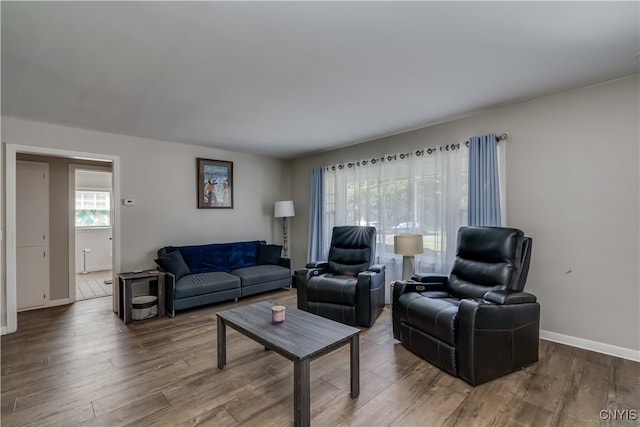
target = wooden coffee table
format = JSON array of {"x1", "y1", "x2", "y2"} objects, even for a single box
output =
[{"x1": 216, "y1": 300, "x2": 360, "y2": 427}]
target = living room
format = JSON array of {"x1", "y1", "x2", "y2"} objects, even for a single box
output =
[{"x1": 1, "y1": 2, "x2": 639, "y2": 426}]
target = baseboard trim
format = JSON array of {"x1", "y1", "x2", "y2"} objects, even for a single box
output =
[
  {"x1": 1, "y1": 326, "x2": 7, "y2": 336},
  {"x1": 76, "y1": 266, "x2": 112, "y2": 274},
  {"x1": 46, "y1": 298, "x2": 70, "y2": 308},
  {"x1": 540, "y1": 330, "x2": 640, "y2": 362}
]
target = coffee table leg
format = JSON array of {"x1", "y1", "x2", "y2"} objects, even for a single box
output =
[
  {"x1": 350, "y1": 334, "x2": 360, "y2": 398},
  {"x1": 294, "y1": 359, "x2": 311, "y2": 427},
  {"x1": 217, "y1": 316, "x2": 226, "y2": 369}
]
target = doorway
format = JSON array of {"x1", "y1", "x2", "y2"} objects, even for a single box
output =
[
  {"x1": 74, "y1": 168, "x2": 113, "y2": 301},
  {"x1": 4, "y1": 144, "x2": 121, "y2": 334}
]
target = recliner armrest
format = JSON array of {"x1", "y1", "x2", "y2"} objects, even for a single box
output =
[
  {"x1": 457, "y1": 294, "x2": 540, "y2": 385},
  {"x1": 306, "y1": 261, "x2": 329, "y2": 269},
  {"x1": 296, "y1": 266, "x2": 327, "y2": 311},
  {"x1": 484, "y1": 290, "x2": 537, "y2": 305},
  {"x1": 296, "y1": 266, "x2": 328, "y2": 282},
  {"x1": 394, "y1": 279, "x2": 447, "y2": 294},
  {"x1": 411, "y1": 273, "x2": 448, "y2": 284},
  {"x1": 368, "y1": 264, "x2": 385, "y2": 274},
  {"x1": 354, "y1": 266, "x2": 386, "y2": 327}
]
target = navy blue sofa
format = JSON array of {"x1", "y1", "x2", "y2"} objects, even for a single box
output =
[{"x1": 156, "y1": 240, "x2": 290, "y2": 316}]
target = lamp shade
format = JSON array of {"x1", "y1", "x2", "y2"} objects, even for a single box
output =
[
  {"x1": 274, "y1": 200, "x2": 295, "y2": 218},
  {"x1": 394, "y1": 234, "x2": 423, "y2": 255}
]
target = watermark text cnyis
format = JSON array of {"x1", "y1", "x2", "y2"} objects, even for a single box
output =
[{"x1": 599, "y1": 409, "x2": 638, "y2": 421}]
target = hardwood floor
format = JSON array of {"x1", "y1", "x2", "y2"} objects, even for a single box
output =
[
  {"x1": 75, "y1": 270, "x2": 113, "y2": 301},
  {"x1": 1, "y1": 289, "x2": 638, "y2": 426}
]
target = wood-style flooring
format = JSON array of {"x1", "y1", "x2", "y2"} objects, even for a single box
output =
[
  {"x1": 75, "y1": 270, "x2": 113, "y2": 301},
  {"x1": 1, "y1": 289, "x2": 638, "y2": 426}
]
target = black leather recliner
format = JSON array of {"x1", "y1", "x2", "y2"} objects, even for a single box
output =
[
  {"x1": 296, "y1": 226, "x2": 386, "y2": 327},
  {"x1": 392, "y1": 226, "x2": 539, "y2": 386}
]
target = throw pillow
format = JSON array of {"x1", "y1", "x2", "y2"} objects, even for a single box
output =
[
  {"x1": 257, "y1": 244, "x2": 282, "y2": 265},
  {"x1": 154, "y1": 250, "x2": 191, "y2": 280}
]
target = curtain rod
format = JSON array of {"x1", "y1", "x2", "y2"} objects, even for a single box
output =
[
  {"x1": 464, "y1": 133, "x2": 508, "y2": 147},
  {"x1": 326, "y1": 132, "x2": 508, "y2": 170}
]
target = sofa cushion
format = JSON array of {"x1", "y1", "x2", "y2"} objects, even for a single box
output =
[
  {"x1": 154, "y1": 250, "x2": 190, "y2": 280},
  {"x1": 166, "y1": 240, "x2": 261, "y2": 273},
  {"x1": 257, "y1": 244, "x2": 282, "y2": 265},
  {"x1": 175, "y1": 272, "x2": 240, "y2": 299},
  {"x1": 231, "y1": 265, "x2": 290, "y2": 287}
]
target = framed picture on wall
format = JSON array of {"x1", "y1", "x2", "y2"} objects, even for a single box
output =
[{"x1": 197, "y1": 158, "x2": 233, "y2": 209}]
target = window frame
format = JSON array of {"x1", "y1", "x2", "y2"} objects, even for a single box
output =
[{"x1": 75, "y1": 188, "x2": 112, "y2": 229}]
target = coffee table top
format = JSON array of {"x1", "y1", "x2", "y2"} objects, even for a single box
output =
[{"x1": 216, "y1": 300, "x2": 360, "y2": 361}]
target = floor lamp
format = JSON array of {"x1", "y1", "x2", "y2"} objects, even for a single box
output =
[
  {"x1": 394, "y1": 234, "x2": 423, "y2": 280},
  {"x1": 274, "y1": 200, "x2": 295, "y2": 257}
]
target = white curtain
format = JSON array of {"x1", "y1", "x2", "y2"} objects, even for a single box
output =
[{"x1": 324, "y1": 145, "x2": 468, "y2": 301}]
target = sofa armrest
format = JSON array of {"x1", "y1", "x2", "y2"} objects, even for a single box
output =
[
  {"x1": 484, "y1": 290, "x2": 537, "y2": 305},
  {"x1": 277, "y1": 257, "x2": 291, "y2": 270},
  {"x1": 162, "y1": 270, "x2": 176, "y2": 317}
]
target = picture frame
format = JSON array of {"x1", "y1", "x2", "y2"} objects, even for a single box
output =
[{"x1": 197, "y1": 158, "x2": 233, "y2": 209}]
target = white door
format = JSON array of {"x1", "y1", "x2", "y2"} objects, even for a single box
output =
[{"x1": 16, "y1": 161, "x2": 49, "y2": 311}]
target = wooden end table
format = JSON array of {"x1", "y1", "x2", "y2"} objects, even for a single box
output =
[{"x1": 117, "y1": 271, "x2": 165, "y2": 325}]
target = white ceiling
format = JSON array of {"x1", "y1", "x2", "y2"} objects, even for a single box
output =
[{"x1": 2, "y1": 2, "x2": 639, "y2": 159}]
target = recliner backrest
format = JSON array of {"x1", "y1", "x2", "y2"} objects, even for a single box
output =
[
  {"x1": 327, "y1": 226, "x2": 376, "y2": 276},
  {"x1": 448, "y1": 226, "x2": 529, "y2": 298}
]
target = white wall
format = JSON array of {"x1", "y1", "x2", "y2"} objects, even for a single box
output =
[
  {"x1": 75, "y1": 229, "x2": 111, "y2": 273},
  {"x1": 2, "y1": 118, "x2": 291, "y2": 327},
  {"x1": 290, "y1": 75, "x2": 640, "y2": 357}
]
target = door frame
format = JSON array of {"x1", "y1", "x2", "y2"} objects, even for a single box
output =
[
  {"x1": 4, "y1": 144, "x2": 121, "y2": 334},
  {"x1": 68, "y1": 165, "x2": 114, "y2": 303}
]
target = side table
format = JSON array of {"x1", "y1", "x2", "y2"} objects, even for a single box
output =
[{"x1": 117, "y1": 271, "x2": 165, "y2": 325}]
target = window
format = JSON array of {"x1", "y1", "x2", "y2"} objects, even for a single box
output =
[
  {"x1": 75, "y1": 191, "x2": 110, "y2": 227},
  {"x1": 324, "y1": 145, "x2": 468, "y2": 277}
]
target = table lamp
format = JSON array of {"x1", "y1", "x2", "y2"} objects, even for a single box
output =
[
  {"x1": 274, "y1": 200, "x2": 295, "y2": 257},
  {"x1": 394, "y1": 234, "x2": 423, "y2": 280}
]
